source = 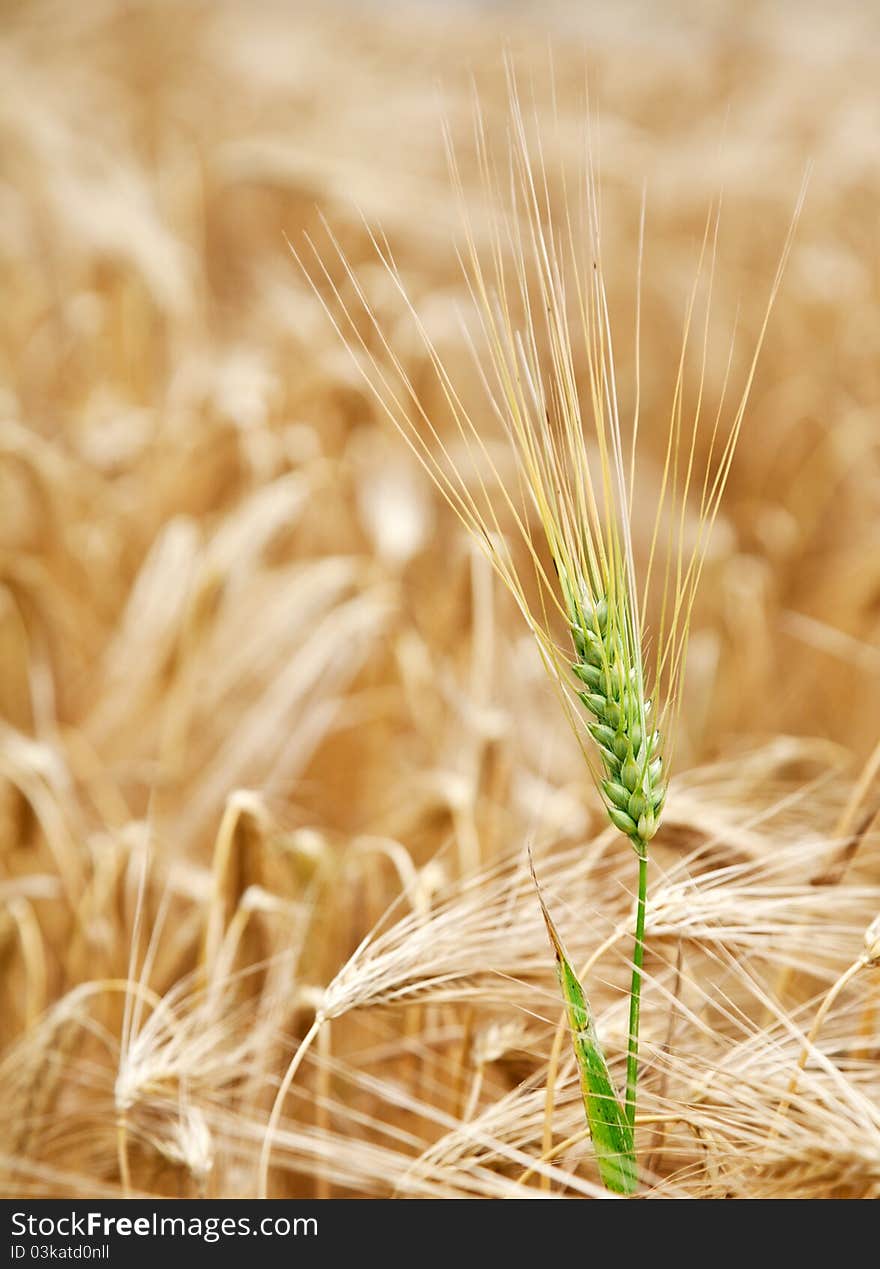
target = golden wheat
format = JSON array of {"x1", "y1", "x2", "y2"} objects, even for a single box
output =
[{"x1": 0, "y1": 0, "x2": 878, "y2": 1201}]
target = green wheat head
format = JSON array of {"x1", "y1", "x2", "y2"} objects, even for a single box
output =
[{"x1": 563, "y1": 578, "x2": 665, "y2": 852}]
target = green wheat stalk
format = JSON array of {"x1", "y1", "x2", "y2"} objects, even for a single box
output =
[
  {"x1": 294, "y1": 67, "x2": 803, "y2": 1194},
  {"x1": 562, "y1": 571, "x2": 660, "y2": 1137}
]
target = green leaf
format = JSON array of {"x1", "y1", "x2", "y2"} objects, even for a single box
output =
[{"x1": 531, "y1": 860, "x2": 638, "y2": 1195}]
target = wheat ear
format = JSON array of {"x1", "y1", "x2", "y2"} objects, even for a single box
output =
[{"x1": 561, "y1": 574, "x2": 661, "y2": 1133}]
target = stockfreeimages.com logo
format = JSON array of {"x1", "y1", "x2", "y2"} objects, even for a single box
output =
[{"x1": 11, "y1": 1211, "x2": 317, "y2": 1247}]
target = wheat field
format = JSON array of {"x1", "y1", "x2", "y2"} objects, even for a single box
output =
[{"x1": 1, "y1": 0, "x2": 879, "y2": 1200}]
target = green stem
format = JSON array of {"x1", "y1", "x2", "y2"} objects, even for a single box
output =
[{"x1": 625, "y1": 848, "x2": 648, "y2": 1130}]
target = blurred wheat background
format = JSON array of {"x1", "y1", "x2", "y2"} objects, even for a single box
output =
[{"x1": 2, "y1": 0, "x2": 879, "y2": 1199}]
